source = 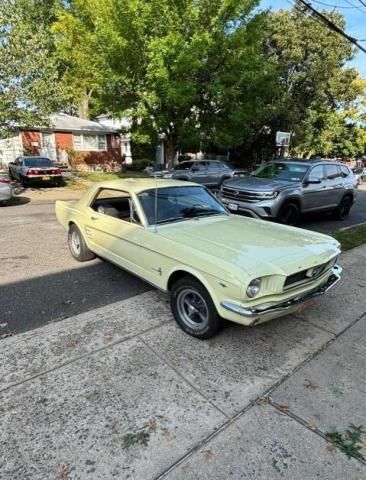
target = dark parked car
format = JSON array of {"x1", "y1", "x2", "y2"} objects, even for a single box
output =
[
  {"x1": 153, "y1": 160, "x2": 247, "y2": 188},
  {"x1": 9, "y1": 156, "x2": 63, "y2": 187},
  {"x1": 219, "y1": 159, "x2": 357, "y2": 224},
  {"x1": 352, "y1": 167, "x2": 366, "y2": 185}
]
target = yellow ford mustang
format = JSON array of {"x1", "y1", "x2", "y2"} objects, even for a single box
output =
[{"x1": 55, "y1": 178, "x2": 341, "y2": 339}]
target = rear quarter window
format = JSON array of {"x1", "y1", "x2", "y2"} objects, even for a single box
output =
[{"x1": 340, "y1": 165, "x2": 351, "y2": 177}]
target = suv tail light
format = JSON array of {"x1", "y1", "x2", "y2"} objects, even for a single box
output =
[
  {"x1": 26, "y1": 169, "x2": 39, "y2": 175},
  {"x1": 52, "y1": 169, "x2": 62, "y2": 174}
]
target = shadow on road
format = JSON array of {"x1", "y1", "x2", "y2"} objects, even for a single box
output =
[
  {"x1": 2, "y1": 196, "x2": 31, "y2": 207},
  {"x1": 0, "y1": 259, "x2": 151, "y2": 338}
]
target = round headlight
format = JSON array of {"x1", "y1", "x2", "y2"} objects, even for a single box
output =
[{"x1": 246, "y1": 278, "x2": 261, "y2": 298}]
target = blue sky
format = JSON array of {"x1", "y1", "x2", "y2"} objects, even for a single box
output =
[{"x1": 259, "y1": 0, "x2": 366, "y2": 76}]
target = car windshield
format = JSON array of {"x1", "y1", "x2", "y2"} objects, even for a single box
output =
[
  {"x1": 137, "y1": 186, "x2": 228, "y2": 225},
  {"x1": 251, "y1": 162, "x2": 308, "y2": 182},
  {"x1": 23, "y1": 158, "x2": 53, "y2": 167},
  {"x1": 173, "y1": 162, "x2": 195, "y2": 170}
]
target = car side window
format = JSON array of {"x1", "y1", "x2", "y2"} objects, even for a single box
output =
[
  {"x1": 208, "y1": 162, "x2": 220, "y2": 171},
  {"x1": 198, "y1": 161, "x2": 209, "y2": 170},
  {"x1": 340, "y1": 165, "x2": 350, "y2": 178},
  {"x1": 325, "y1": 164, "x2": 341, "y2": 180},
  {"x1": 309, "y1": 165, "x2": 324, "y2": 181},
  {"x1": 90, "y1": 188, "x2": 141, "y2": 224}
]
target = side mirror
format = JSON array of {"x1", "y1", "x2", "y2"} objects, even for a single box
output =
[{"x1": 305, "y1": 177, "x2": 321, "y2": 184}]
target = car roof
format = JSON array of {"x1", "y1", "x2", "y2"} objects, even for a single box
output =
[
  {"x1": 178, "y1": 159, "x2": 222, "y2": 164},
  {"x1": 270, "y1": 158, "x2": 344, "y2": 166},
  {"x1": 93, "y1": 178, "x2": 200, "y2": 194}
]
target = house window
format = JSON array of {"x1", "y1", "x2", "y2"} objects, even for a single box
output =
[{"x1": 73, "y1": 134, "x2": 107, "y2": 151}]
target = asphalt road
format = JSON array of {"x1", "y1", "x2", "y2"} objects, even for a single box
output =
[{"x1": 1, "y1": 185, "x2": 365, "y2": 337}]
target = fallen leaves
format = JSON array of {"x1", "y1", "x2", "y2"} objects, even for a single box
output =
[
  {"x1": 58, "y1": 465, "x2": 71, "y2": 480},
  {"x1": 304, "y1": 380, "x2": 318, "y2": 390},
  {"x1": 203, "y1": 448, "x2": 214, "y2": 461}
]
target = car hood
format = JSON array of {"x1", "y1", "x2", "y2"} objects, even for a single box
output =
[
  {"x1": 158, "y1": 215, "x2": 339, "y2": 277},
  {"x1": 224, "y1": 176, "x2": 298, "y2": 191}
]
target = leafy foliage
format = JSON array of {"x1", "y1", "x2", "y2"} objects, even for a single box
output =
[
  {"x1": 259, "y1": 3, "x2": 366, "y2": 159},
  {"x1": 52, "y1": 0, "x2": 271, "y2": 165},
  {"x1": 0, "y1": 0, "x2": 64, "y2": 134}
]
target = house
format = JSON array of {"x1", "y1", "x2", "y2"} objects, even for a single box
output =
[
  {"x1": 0, "y1": 113, "x2": 122, "y2": 170},
  {"x1": 95, "y1": 114, "x2": 133, "y2": 164}
]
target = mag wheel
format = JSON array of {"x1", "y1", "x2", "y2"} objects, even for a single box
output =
[
  {"x1": 170, "y1": 276, "x2": 222, "y2": 339},
  {"x1": 68, "y1": 224, "x2": 95, "y2": 262}
]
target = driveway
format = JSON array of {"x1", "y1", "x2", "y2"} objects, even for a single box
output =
[
  {"x1": 1, "y1": 246, "x2": 365, "y2": 479},
  {"x1": 1, "y1": 184, "x2": 365, "y2": 337},
  {"x1": 0, "y1": 191, "x2": 150, "y2": 338}
]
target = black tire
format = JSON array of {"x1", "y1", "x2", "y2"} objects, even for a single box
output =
[
  {"x1": 333, "y1": 196, "x2": 352, "y2": 221},
  {"x1": 21, "y1": 176, "x2": 28, "y2": 188},
  {"x1": 276, "y1": 202, "x2": 300, "y2": 225},
  {"x1": 68, "y1": 224, "x2": 95, "y2": 262},
  {"x1": 170, "y1": 276, "x2": 222, "y2": 339}
]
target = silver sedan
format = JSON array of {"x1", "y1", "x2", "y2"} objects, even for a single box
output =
[{"x1": 0, "y1": 173, "x2": 15, "y2": 204}]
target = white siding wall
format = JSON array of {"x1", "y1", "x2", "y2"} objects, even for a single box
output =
[{"x1": 0, "y1": 131, "x2": 23, "y2": 168}]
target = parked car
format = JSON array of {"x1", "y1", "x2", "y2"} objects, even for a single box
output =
[
  {"x1": 153, "y1": 160, "x2": 246, "y2": 188},
  {"x1": 352, "y1": 167, "x2": 366, "y2": 185},
  {"x1": 8, "y1": 156, "x2": 63, "y2": 187},
  {"x1": 219, "y1": 159, "x2": 357, "y2": 224},
  {"x1": 0, "y1": 173, "x2": 14, "y2": 204},
  {"x1": 55, "y1": 178, "x2": 341, "y2": 339}
]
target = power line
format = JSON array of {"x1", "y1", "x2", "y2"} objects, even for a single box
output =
[
  {"x1": 296, "y1": 0, "x2": 366, "y2": 53},
  {"x1": 359, "y1": 0, "x2": 366, "y2": 7},
  {"x1": 312, "y1": 0, "x2": 363, "y2": 8},
  {"x1": 342, "y1": 0, "x2": 366, "y2": 14}
]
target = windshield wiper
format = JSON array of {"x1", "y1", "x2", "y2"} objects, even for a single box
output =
[
  {"x1": 181, "y1": 207, "x2": 222, "y2": 218},
  {"x1": 155, "y1": 216, "x2": 185, "y2": 225}
]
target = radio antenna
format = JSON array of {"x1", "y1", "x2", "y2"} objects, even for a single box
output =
[{"x1": 154, "y1": 177, "x2": 158, "y2": 233}]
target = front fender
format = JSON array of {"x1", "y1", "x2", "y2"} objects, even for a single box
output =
[{"x1": 165, "y1": 265, "x2": 241, "y2": 312}]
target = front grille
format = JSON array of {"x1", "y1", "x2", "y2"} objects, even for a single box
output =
[
  {"x1": 221, "y1": 187, "x2": 266, "y2": 203},
  {"x1": 284, "y1": 263, "x2": 328, "y2": 290}
]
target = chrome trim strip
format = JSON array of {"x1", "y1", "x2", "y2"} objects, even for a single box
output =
[{"x1": 221, "y1": 265, "x2": 342, "y2": 319}]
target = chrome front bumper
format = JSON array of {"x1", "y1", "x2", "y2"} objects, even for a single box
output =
[{"x1": 221, "y1": 265, "x2": 342, "y2": 323}]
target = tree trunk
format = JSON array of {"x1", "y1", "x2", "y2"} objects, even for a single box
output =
[
  {"x1": 165, "y1": 133, "x2": 176, "y2": 169},
  {"x1": 78, "y1": 96, "x2": 89, "y2": 119}
]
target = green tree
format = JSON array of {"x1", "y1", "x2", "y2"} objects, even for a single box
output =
[
  {"x1": 51, "y1": 0, "x2": 111, "y2": 119},
  {"x1": 260, "y1": 2, "x2": 366, "y2": 158},
  {"x1": 53, "y1": 0, "x2": 271, "y2": 166},
  {"x1": 0, "y1": 0, "x2": 64, "y2": 134}
]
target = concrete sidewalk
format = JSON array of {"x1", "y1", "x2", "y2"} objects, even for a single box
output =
[{"x1": 1, "y1": 247, "x2": 366, "y2": 479}]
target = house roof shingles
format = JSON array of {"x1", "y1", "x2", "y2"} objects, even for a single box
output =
[{"x1": 50, "y1": 113, "x2": 116, "y2": 134}]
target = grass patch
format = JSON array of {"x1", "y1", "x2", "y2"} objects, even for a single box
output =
[
  {"x1": 332, "y1": 224, "x2": 366, "y2": 251},
  {"x1": 62, "y1": 177, "x2": 89, "y2": 191},
  {"x1": 326, "y1": 424, "x2": 365, "y2": 460},
  {"x1": 75, "y1": 171, "x2": 147, "y2": 183}
]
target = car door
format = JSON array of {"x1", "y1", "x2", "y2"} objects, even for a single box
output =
[
  {"x1": 189, "y1": 161, "x2": 209, "y2": 184},
  {"x1": 85, "y1": 188, "x2": 146, "y2": 275},
  {"x1": 206, "y1": 162, "x2": 221, "y2": 186},
  {"x1": 302, "y1": 165, "x2": 330, "y2": 212},
  {"x1": 323, "y1": 164, "x2": 344, "y2": 207}
]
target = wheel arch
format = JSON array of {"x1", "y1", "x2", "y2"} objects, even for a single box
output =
[
  {"x1": 281, "y1": 195, "x2": 302, "y2": 209},
  {"x1": 166, "y1": 267, "x2": 221, "y2": 310}
]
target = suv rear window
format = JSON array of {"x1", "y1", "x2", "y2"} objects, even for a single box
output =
[
  {"x1": 340, "y1": 165, "x2": 351, "y2": 177},
  {"x1": 325, "y1": 164, "x2": 341, "y2": 180}
]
